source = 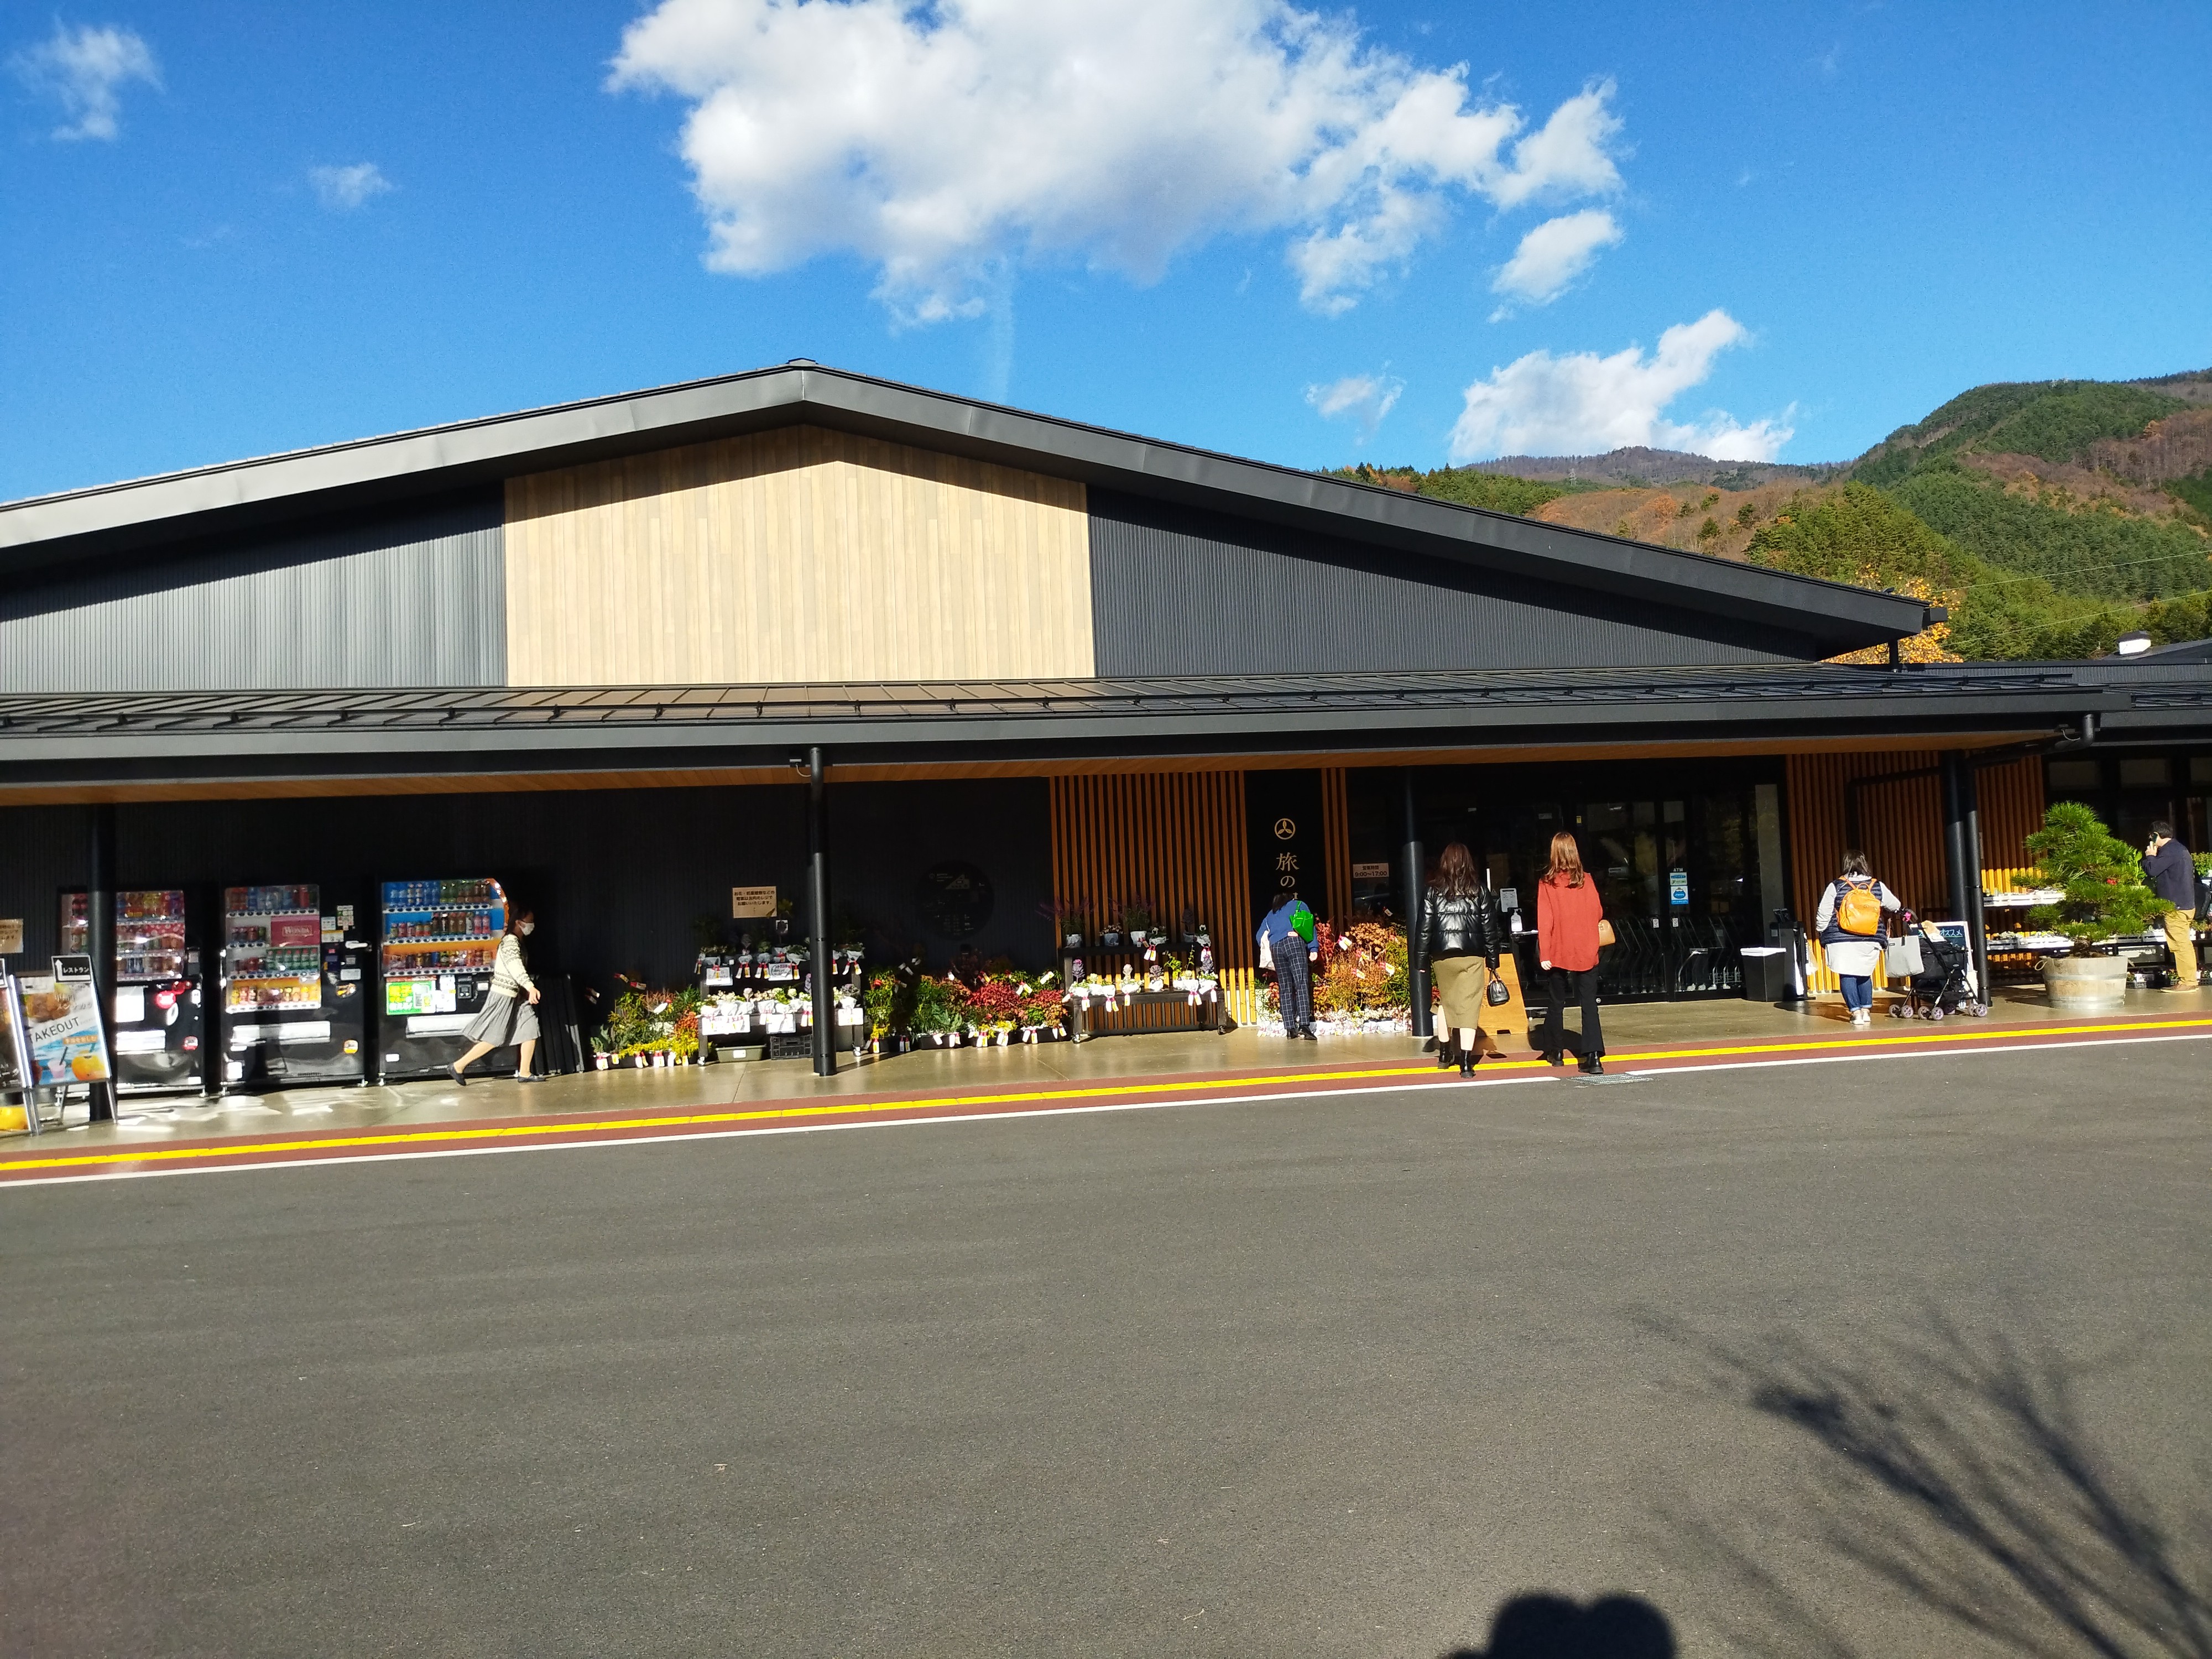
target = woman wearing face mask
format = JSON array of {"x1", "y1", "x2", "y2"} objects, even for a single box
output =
[{"x1": 450, "y1": 906, "x2": 543, "y2": 1084}]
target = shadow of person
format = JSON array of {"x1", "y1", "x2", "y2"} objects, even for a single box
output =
[{"x1": 1443, "y1": 1590, "x2": 1676, "y2": 1657}]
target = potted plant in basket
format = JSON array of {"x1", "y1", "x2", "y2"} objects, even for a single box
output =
[{"x1": 2024, "y1": 801, "x2": 2172, "y2": 1009}]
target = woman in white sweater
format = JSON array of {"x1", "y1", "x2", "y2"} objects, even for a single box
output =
[
  {"x1": 1814, "y1": 851, "x2": 1901, "y2": 1027},
  {"x1": 451, "y1": 909, "x2": 543, "y2": 1084}
]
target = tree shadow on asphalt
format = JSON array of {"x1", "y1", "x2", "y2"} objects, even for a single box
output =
[
  {"x1": 1439, "y1": 1591, "x2": 1676, "y2": 1657},
  {"x1": 1651, "y1": 1311, "x2": 2212, "y2": 1658}
]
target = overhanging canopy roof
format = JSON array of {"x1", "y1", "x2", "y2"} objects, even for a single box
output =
[
  {"x1": 0, "y1": 364, "x2": 1937, "y2": 654},
  {"x1": 2, "y1": 661, "x2": 2203, "y2": 796}
]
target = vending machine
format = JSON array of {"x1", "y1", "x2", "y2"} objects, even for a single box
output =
[
  {"x1": 59, "y1": 888, "x2": 205, "y2": 1094},
  {"x1": 219, "y1": 884, "x2": 372, "y2": 1088},
  {"x1": 378, "y1": 877, "x2": 514, "y2": 1080}
]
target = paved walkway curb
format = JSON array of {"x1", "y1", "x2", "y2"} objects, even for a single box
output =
[{"x1": 7, "y1": 1013, "x2": 2210, "y2": 1186}]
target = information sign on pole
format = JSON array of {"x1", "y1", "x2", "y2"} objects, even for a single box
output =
[
  {"x1": 0, "y1": 919, "x2": 23, "y2": 956},
  {"x1": 731, "y1": 885, "x2": 778, "y2": 919}
]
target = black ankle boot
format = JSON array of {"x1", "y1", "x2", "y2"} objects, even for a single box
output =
[
  {"x1": 1437, "y1": 1039, "x2": 1456, "y2": 1069},
  {"x1": 1578, "y1": 1052, "x2": 1605, "y2": 1076},
  {"x1": 1459, "y1": 1050, "x2": 1477, "y2": 1076}
]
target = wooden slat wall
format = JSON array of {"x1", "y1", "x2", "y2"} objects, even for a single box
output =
[
  {"x1": 1320, "y1": 766, "x2": 1351, "y2": 923},
  {"x1": 1048, "y1": 773, "x2": 1259, "y2": 1023},
  {"x1": 504, "y1": 425, "x2": 1094, "y2": 686},
  {"x1": 1975, "y1": 755, "x2": 2047, "y2": 891},
  {"x1": 1785, "y1": 751, "x2": 2047, "y2": 990}
]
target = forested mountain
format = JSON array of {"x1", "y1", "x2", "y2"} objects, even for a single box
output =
[{"x1": 1329, "y1": 368, "x2": 2212, "y2": 661}]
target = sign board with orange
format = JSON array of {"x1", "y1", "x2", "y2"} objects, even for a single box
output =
[{"x1": 17, "y1": 969, "x2": 112, "y2": 1087}]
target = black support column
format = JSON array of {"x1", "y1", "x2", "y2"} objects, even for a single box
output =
[
  {"x1": 1960, "y1": 758, "x2": 1990, "y2": 998},
  {"x1": 1939, "y1": 752, "x2": 1978, "y2": 971},
  {"x1": 807, "y1": 747, "x2": 836, "y2": 1078},
  {"x1": 1402, "y1": 770, "x2": 1431, "y2": 1042},
  {"x1": 87, "y1": 803, "x2": 119, "y2": 1123}
]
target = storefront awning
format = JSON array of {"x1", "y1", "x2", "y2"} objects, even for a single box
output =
[{"x1": 2, "y1": 660, "x2": 2206, "y2": 800}]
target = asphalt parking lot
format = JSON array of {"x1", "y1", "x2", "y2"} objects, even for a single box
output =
[{"x1": 5, "y1": 1038, "x2": 2209, "y2": 1657}]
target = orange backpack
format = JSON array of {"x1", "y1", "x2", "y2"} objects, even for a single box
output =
[{"x1": 1835, "y1": 878, "x2": 1883, "y2": 936}]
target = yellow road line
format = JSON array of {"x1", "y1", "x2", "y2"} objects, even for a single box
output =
[{"x1": 7, "y1": 1015, "x2": 2208, "y2": 1176}]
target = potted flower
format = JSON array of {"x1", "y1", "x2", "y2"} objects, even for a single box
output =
[{"x1": 2025, "y1": 801, "x2": 2173, "y2": 1009}]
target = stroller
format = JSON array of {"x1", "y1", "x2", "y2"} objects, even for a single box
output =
[{"x1": 1887, "y1": 917, "x2": 1987, "y2": 1020}]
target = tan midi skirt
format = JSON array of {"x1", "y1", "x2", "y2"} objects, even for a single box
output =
[{"x1": 1433, "y1": 953, "x2": 1491, "y2": 1030}]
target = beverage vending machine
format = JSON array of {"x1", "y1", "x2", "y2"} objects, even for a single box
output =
[
  {"x1": 219, "y1": 884, "x2": 372, "y2": 1088},
  {"x1": 59, "y1": 888, "x2": 204, "y2": 1094},
  {"x1": 378, "y1": 877, "x2": 513, "y2": 1080}
]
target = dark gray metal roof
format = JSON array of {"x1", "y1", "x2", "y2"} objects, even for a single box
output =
[
  {"x1": 2130, "y1": 636, "x2": 2212, "y2": 664},
  {"x1": 0, "y1": 364, "x2": 1934, "y2": 653},
  {"x1": 2, "y1": 661, "x2": 2204, "y2": 792}
]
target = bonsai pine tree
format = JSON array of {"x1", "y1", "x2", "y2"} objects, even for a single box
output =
[{"x1": 2023, "y1": 800, "x2": 2171, "y2": 953}]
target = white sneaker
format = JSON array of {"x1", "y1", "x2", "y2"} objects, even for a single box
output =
[{"x1": 1851, "y1": 1009, "x2": 1871, "y2": 1027}]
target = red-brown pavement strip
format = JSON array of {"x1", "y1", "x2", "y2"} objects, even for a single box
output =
[{"x1": 6, "y1": 1010, "x2": 2210, "y2": 1186}]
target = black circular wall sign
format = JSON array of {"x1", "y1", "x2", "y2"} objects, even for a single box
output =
[{"x1": 917, "y1": 861, "x2": 994, "y2": 940}]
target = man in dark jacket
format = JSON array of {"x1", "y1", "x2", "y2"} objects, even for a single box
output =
[{"x1": 2143, "y1": 820, "x2": 2199, "y2": 990}]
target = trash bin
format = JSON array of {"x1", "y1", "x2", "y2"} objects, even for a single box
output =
[{"x1": 1739, "y1": 947, "x2": 1793, "y2": 1003}]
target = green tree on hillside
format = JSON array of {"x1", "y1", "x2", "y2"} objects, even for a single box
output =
[
  {"x1": 1747, "y1": 484, "x2": 1964, "y2": 589},
  {"x1": 1891, "y1": 461, "x2": 2212, "y2": 600},
  {"x1": 1743, "y1": 483, "x2": 2167, "y2": 660},
  {"x1": 1852, "y1": 380, "x2": 2188, "y2": 486}
]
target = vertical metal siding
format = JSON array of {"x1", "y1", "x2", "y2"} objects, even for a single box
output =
[
  {"x1": 1087, "y1": 489, "x2": 1818, "y2": 675},
  {"x1": 0, "y1": 494, "x2": 505, "y2": 692},
  {"x1": 0, "y1": 806, "x2": 87, "y2": 966}
]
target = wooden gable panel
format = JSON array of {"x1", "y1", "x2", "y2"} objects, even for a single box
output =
[{"x1": 504, "y1": 426, "x2": 1094, "y2": 686}]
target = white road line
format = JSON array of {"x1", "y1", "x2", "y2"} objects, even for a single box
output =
[{"x1": 9, "y1": 1027, "x2": 2209, "y2": 1188}]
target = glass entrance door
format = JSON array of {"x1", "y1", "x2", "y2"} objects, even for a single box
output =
[{"x1": 1496, "y1": 791, "x2": 1762, "y2": 1000}]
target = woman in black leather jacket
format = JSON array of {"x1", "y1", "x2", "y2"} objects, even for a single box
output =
[{"x1": 1415, "y1": 842, "x2": 1503, "y2": 1076}]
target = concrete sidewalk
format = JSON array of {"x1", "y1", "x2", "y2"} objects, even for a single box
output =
[{"x1": 11, "y1": 980, "x2": 2207, "y2": 1164}]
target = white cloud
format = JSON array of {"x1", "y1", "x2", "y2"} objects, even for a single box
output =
[
  {"x1": 1447, "y1": 310, "x2": 1794, "y2": 463},
  {"x1": 609, "y1": 1, "x2": 1626, "y2": 322},
  {"x1": 9, "y1": 22, "x2": 159, "y2": 141},
  {"x1": 309, "y1": 163, "x2": 394, "y2": 211},
  {"x1": 1489, "y1": 207, "x2": 1622, "y2": 316},
  {"x1": 1306, "y1": 372, "x2": 1402, "y2": 439}
]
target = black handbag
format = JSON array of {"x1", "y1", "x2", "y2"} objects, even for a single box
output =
[{"x1": 1485, "y1": 974, "x2": 1511, "y2": 1007}]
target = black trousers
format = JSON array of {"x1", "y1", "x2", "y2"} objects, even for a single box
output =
[{"x1": 1538, "y1": 967, "x2": 1604, "y2": 1058}]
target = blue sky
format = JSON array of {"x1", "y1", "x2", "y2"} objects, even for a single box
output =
[{"x1": 3, "y1": 1, "x2": 2208, "y2": 502}]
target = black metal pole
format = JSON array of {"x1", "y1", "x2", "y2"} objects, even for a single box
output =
[
  {"x1": 1402, "y1": 769, "x2": 1431, "y2": 1041},
  {"x1": 1960, "y1": 760, "x2": 1989, "y2": 999},
  {"x1": 1940, "y1": 752, "x2": 1973, "y2": 940},
  {"x1": 807, "y1": 746, "x2": 836, "y2": 1078},
  {"x1": 87, "y1": 803, "x2": 119, "y2": 1123}
]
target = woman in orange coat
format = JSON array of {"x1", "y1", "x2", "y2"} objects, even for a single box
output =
[{"x1": 1536, "y1": 831, "x2": 1607, "y2": 1076}]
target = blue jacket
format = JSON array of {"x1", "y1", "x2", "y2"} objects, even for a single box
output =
[{"x1": 1257, "y1": 901, "x2": 1313, "y2": 952}]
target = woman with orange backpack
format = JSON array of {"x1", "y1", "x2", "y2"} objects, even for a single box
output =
[{"x1": 1815, "y1": 850, "x2": 1901, "y2": 1027}]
